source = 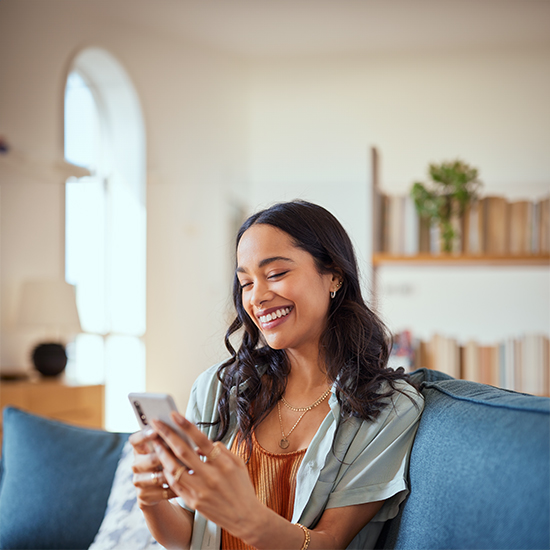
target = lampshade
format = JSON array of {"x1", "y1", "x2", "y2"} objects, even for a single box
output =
[{"x1": 17, "y1": 280, "x2": 82, "y2": 333}]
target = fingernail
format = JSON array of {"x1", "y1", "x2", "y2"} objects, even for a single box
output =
[
  {"x1": 144, "y1": 428, "x2": 155, "y2": 437},
  {"x1": 151, "y1": 420, "x2": 165, "y2": 433},
  {"x1": 172, "y1": 412, "x2": 189, "y2": 427}
]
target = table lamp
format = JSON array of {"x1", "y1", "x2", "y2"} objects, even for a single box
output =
[{"x1": 17, "y1": 280, "x2": 82, "y2": 376}]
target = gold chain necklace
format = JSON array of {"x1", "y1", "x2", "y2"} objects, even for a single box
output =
[
  {"x1": 281, "y1": 387, "x2": 332, "y2": 412},
  {"x1": 277, "y1": 388, "x2": 331, "y2": 449}
]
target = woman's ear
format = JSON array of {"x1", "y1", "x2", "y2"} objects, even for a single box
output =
[
  {"x1": 329, "y1": 270, "x2": 344, "y2": 296},
  {"x1": 330, "y1": 268, "x2": 344, "y2": 285}
]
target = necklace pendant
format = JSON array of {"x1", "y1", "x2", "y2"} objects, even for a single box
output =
[{"x1": 279, "y1": 438, "x2": 290, "y2": 449}]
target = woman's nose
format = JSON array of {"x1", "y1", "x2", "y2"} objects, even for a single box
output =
[{"x1": 250, "y1": 280, "x2": 272, "y2": 307}]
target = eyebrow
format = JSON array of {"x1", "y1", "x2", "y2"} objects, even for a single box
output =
[{"x1": 236, "y1": 256, "x2": 295, "y2": 274}]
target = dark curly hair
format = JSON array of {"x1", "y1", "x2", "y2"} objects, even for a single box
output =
[{"x1": 212, "y1": 200, "x2": 410, "y2": 446}]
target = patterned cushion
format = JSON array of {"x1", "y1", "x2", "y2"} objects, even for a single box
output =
[{"x1": 89, "y1": 440, "x2": 165, "y2": 550}]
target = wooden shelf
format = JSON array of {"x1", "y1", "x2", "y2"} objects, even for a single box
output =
[{"x1": 372, "y1": 253, "x2": 550, "y2": 267}]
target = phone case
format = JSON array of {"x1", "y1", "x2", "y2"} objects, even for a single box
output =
[{"x1": 128, "y1": 392, "x2": 195, "y2": 448}]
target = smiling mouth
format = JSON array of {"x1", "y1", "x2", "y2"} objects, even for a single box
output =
[{"x1": 258, "y1": 307, "x2": 292, "y2": 324}]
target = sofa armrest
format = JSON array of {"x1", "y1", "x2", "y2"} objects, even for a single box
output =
[{"x1": 380, "y1": 377, "x2": 550, "y2": 550}]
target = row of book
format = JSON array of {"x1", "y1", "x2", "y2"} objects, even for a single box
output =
[
  {"x1": 389, "y1": 331, "x2": 550, "y2": 397},
  {"x1": 374, "y1": 191, "x2": 550, "y2": 256}
]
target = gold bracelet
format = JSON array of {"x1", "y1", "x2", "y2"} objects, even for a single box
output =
[{"x1": 294, "y1": 523, "x2": 311, "y2": 550}]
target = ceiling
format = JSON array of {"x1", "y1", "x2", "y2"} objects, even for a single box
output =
[{"x1": 97, "y1": 0, "x2": 550, "y2": 58}]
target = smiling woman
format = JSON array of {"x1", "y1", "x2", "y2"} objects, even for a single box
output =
[{"x1": 130, "y1": 200, "x2": 424, "y2": 550}]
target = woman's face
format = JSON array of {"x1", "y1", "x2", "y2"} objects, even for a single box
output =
[{"x1": 236, "y1": 224, "x2": 339, "y2": 355}]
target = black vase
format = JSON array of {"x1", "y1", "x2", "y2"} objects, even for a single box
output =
[{"x1": 32, "y1": 343, "x2": 67, "y2": 377}]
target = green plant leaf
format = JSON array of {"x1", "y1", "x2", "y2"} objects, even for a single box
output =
[{"x1": 410, "y1": 158, "x2": 483, "y2": 250}]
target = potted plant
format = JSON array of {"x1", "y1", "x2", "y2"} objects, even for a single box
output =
[{"x1": 411, "y1": 159, "x2": 482, "y2": 253}]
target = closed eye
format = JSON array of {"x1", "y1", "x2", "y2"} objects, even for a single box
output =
[
  {"x1": 268, "y1": 271, "x2": 288, "y2": 280},
  {"x1": 238, "y1": 270, "x2": 289, "y2": 289}
]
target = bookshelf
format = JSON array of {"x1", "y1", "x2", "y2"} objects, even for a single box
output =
[
  {"x1": 390, "y1": 331, "x2": 550, "y2": 397},
  {"x1": 371, "y1": 147, "x2": 550, "y2": 264},
  {"x1": 370, "y1": 147, "x2": 550, "y2": 396},
  {"x1": 373, "y1": 253, "x2": 550, "y2": 267}
]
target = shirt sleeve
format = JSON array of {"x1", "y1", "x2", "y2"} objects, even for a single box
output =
[
  {"x1": 175, "y1": 368, "x2": 212, "y2": 513},
  {"x1": 326, "y1": 383, "x2": 424, "y2": 523}
]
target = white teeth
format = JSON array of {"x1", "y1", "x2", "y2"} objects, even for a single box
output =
[{"x1": 259, "y1": 307, "x2": 291, "y2": 324}]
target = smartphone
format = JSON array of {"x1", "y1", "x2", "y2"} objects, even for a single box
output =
[{"x1": 128, "y1": 392, "x2": 196, "y2": 449}]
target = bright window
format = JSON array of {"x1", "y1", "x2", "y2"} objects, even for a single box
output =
[
  {"x1": 64, "y1": 50, "x2": 146, "y2": 432},
  {"x1": 64, "y1": 72, "x2": 101, "y2": 170}
]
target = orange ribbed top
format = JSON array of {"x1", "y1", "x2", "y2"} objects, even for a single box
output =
[{"x1": 221, "y1": 432, "x2": 307, "y2": 550}]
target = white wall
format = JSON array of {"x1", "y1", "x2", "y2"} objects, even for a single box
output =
[
  {"x1": 248, "y1": 48, "x2": 550, "y2": 195},
  {"x1": 377, "y1": 266, "x2": 549, "y2": 343},
  {"x1": 246, "y1": 48, "x2": 550, "y2": 342},
  {"x1": 0, "y1": 0, "x2": 248, "y2": 411}
]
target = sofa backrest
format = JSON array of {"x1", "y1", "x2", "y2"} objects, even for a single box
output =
[
  {"x1": 380, "y1": 369, "x2": 550, "y2": 550},
  {"x1": 0, "y1": 407, "x2": 129, "y2": 550}
]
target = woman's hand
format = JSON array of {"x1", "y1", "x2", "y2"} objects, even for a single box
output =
[
  {"x1": 150, "y1": 414, "x2": 385, "y2": 549},
  {"x1": 150, "y1": 413, "x2": 264, "y2": 542},
  {"x1": 129, "y1": 429, "x2": 178, "y2": 508}
]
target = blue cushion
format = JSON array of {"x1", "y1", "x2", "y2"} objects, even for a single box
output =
[
  {"x1": 382, "y1": 375, "x2": 550, "y2": 550},
  {"x1": 0, "y1": 407, "x2": 128, "y2": 550}
]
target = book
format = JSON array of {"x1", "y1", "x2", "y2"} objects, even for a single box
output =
[
  {"x1": 531, "y1": 201, "x2": 540, "y2": 253},
  {"x1": 398, "y1": 330, "x2": 549, "y2": 396},
  {"x1": 538, "y1": 196, "x2": 550, "y2": 253},
  {"x1": 514, "y1": 338, "x2": 523, "y2": 392},
  {"x1": 403, "y1": 196, "x2": 419, "y2": 256},
  {"x1": 498, "y1": 342, "x2": 507, "y2": 390},
  {"x1": 414, "y1": 339, "x2": 431, "y2": 370},
  {"x1": 449, "y1": 338, "x2": 461, "y2": 379},
  {"x1": 521, "y1": 334, "x2": 547, "y2": 396},
  {"x1": 502, "y1": 338, "x2": 516, "y2": 391},
  {"x1": 462, "y1": 203, "x2": 471, "y2": 254},
  {"x1": 430, "y1": 334, "x2": 460, "y2": 378},
  {"x1": 479, "y1": 345, "x2": 496, "y2": 386},
  {"x1": 388, "y1": 195, "x2": 405, "y2": 255},
  {"x1": 464, "y1": 200, "x2": 482, "y2": 254},
  {"x1": 429, "y1": 222, "x2": 441, "y2": 255},
  {"x1": 509, "y1": 200, "x2": 532, "y2": 255},
  {"x1": 462, "y1": 340, "x2": 480, "y2": 382},
  {"x1": 378, "y1": 189, "x2": 548, "y2": 258},
  {"x1": 483, "y1": 196, "x2": 509, "y2": 254}
]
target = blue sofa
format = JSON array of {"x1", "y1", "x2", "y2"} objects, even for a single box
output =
[{"x1": 0, "y1": 368, "x2": 548, "y2": 549}]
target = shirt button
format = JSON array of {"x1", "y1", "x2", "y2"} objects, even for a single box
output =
[{"x1": 308, "y1": 461, "x2": 317, "y2": 470}]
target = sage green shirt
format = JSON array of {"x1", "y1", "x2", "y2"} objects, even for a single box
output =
[{"x1": 177, "y1": 363, "x2": 424, "y2": 550}]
